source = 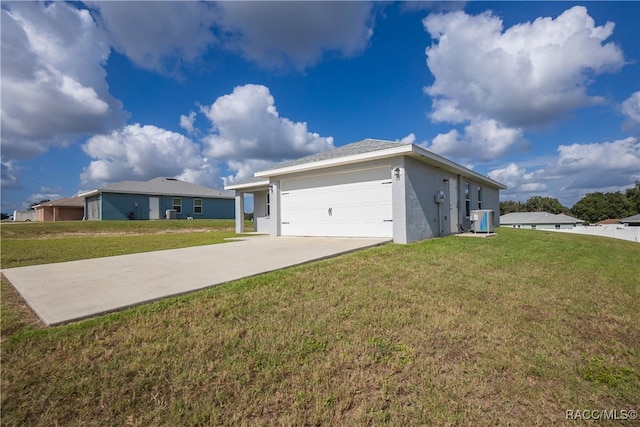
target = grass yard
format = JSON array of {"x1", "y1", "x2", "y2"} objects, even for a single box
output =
[
  {"x1": 0, "y1": 219, "x2": 250, "y2": 268},
  {"x1": 1, "y1": 226, "x2": 639, "y2": 425}
]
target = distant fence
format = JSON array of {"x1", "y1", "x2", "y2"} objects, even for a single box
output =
[{"x1": 549, "y1": 225, "x2": 639, "y2": 243}]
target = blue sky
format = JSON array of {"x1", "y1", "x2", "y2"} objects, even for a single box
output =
[{"x1": 2, "y1": 1, "x2": 639, "y2": 214}]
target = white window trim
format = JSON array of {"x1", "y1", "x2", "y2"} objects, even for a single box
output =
[
  {"x1": 194, "y1": 198, "x2": 203, "y2": 215},
  {"x1": 172, "y1": 197, "x2": 182, "y2": 214}
]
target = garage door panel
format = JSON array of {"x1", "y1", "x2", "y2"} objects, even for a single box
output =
[{"x1": 280, "y1": 167, "x2": 393, "y2": 238}]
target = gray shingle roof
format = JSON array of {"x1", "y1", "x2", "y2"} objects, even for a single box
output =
[
  {"x1": 620, "y1": 214, "x2": 640, "y2": 223},
  {"x1": 500, "y1": 212, "x2": 585, "y2": 224},
  {"x1": 99, "y1": 177, "x2": 233, "y2": 198},
  {"x1": 34, "y1": 196, "x2": 85, "y2": 208},
  {"x1": 259, "y1": 139, "x2": 408, "y2": 172}
]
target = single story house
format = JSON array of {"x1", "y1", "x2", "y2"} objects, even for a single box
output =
[
  {"x1": 80, "y1": 177, "x2": 235, "y2": 220},
  {"x1": 500, "y1": 212, "x2": 585, "y2": 230},
  {"x1": 225, "y1": 139, "x2": 506, "y2": 244},
  {"x1": 33, "y1": 196, "x2": 85, "y2": 222},
  {"x1": 596, "y1": 218, "x2": 620, "y2": 225},
  {"x1": 620, "y1": 214, "x2": 640, "y2": 226}
]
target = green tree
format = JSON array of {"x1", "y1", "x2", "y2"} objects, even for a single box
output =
[
  {"x1": 523, "y1": 196, "x2": 568, "y2": 214},
  {"x1": 571, "y1": 191, "x2": 634, "y2": 223},
  {"x1": 625, "y1": 181, "x2": 640, "y2": 214},
  {"x1": 500, "y1": 200, "x2": 524, "y2": 215},
  {"x1": 605, "y1": 191, "x2": 635, "y2": 218}
]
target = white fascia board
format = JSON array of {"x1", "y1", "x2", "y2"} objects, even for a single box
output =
[
  {"x1": 254, "y1": 145, "x2": 412, "y2": 178},
  {"x1": 224, "y1": 179, "x2": 270, "y2": 191},
  {"x1": 409, "y1": 145, "x2": 507, "y2": 189},
  {"x1": 78, "y1": 189, "x2": 100, "y2": 198}
]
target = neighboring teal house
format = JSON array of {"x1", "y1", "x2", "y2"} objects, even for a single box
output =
[{"x1": 80, "y1": 177, "x2": 234, "y2": 220}]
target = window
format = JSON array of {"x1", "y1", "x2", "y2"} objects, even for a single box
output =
[
  {"x1": 531, "y1": 224, "x2": 537, "y2": 229},
  {"x1": 464, "y1": 182, "x2": 470, "y2": 217},
  {"x1": 266, "y1": 193, "x2": 270, "y2": 217},
  {"x1": 555, "y1": 224, "x2": 561, "y2": 229},
  {"x1": 194, "y1": 198, "x2": 202, "y2": 214},
  {"x1": 477, "y1": 186, "x2": 483, "y2": 209},
  {"x1": 172, "y1": 197, "x2": 182, "y2": 214}
]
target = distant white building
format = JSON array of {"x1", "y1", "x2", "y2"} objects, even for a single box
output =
[
  {"x1": 13, "y1": 210, "x2": 36, "y2": 222},
  {"x1": 500, "y1": 212, "x2": 585, "y2": 230}
]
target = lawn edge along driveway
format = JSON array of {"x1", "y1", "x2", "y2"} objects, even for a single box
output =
[{"x1": 2, "y1": 237, "x2": 389, "y2": 326}]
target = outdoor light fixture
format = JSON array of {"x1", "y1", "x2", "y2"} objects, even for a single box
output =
[
  {"x1": 268, "y1": 184, "x2": 274, "y2": 192},
  {"x1": 393, "y1": 167, "x2": 401, "y2": 179}
]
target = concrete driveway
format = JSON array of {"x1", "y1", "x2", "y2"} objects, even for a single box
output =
[{"x1": 2, "y1": 236, "x2": 388, "y2": 326}]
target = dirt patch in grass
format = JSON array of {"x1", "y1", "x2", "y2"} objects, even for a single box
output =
[{"x1": 19, "y1": 228, "x2": 222, "y2": 239}]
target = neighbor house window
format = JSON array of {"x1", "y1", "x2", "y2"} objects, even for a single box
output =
[
  {"x1": 464, "y1": 182, "x2": 471, "y2": 217},
  {"x1": 172, "y1": 197, "x2": 182, "y2": 214},
  {"x1": 477, "y1": 186, "x2": 483, "y2": 209},
  {"x1": 194, "y1": 198, "x2": 202, "y2": 214},
  {"x1": 555, "y1": 224, "x2": 561, "y2": 229}
]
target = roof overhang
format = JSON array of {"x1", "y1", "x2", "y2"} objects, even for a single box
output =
[
  {"x1": 224, "y1": 179, "x2": 270, "y2": 192},
  {"x1": 253, "y1": 144, "x2": 506, "y2": 190},
  {"x1": 78, "y1": 189, "x2": 99, "y2": 198},
  {"x1": 78, "y1": 189, "x2": 234, "y2": 199}
]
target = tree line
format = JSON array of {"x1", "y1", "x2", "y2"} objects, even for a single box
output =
[{"x1": 500, "y1": 182, "x2": 640, "y2": 224}]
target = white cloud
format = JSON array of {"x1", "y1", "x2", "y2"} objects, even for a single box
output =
[
  {"x1": 1, "y1": 160, "x2": 21, "y2": 190},
  {"x1": 86, "y1": 1, "x2": 376, "y2": 72},
  {"x1": 396, "y1": 133, "x2": 417, "y2": 144},
  {"x1": 180, "y1": 111, "x2": 198, "y2": 134},
  {"x1": 488, "y1": 163, "x2": 546, "y2": 194},
  {"x1": 427, "y1": 119, "x2": 526, "y2": 162},
  {"x1": 621, "y1": 91, "x2": 640, "y2": 132},
  {"x1": 215, "y1": 2, "x2": 375, "y2": 69},
  {"x1": 80, "y1": 124, "x2": 217, "y2": 190},
  {"x1": 490, "y1": 136, "x2": 640, "y2": 205},
  {"x1": 223, "y1": 159, "x2": 278, "y2": 187},
  {"x1": 201, "y1": 84, "x2": 334, "y2": 181},
  {"x1": 423, "y1": 6, "x2": 625, "y2": 129},
  {"x1": 26, "y1": 191, "x2": 63, "y2": 207},
  {"x1": 86, "y1": 1, "x2": 218, "y2": 74},
  {"x1": 1, "y1": 2, "x2": 126, "y2": 162},
  {"x1": 555, "y1": 136, "x2": 639, "y2": 178}
]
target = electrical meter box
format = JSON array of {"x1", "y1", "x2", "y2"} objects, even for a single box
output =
[{"x1": 434, "y1": 191, "x2": 445, "y2": 204}]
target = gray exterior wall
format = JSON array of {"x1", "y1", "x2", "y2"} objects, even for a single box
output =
[
  {"x1": 91, "y1": 193, "x2": 234, "y2": 220},
  {"x1": 397, "y1": 156, "x2": 501, "y2": 243},
  {"x1": 397, "y1": 156, "x2": 460, "y2": 243}
]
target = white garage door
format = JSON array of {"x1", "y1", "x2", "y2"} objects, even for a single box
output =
[{"x1": 280, "y1": 167, "x2": 393, "y2": 238}]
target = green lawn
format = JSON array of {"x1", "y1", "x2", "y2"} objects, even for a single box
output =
[
  {"x1": 1, "y1": 226, "x2": 639, "y2": 425},
  {"x1": 0, "y1": 219, "x2": 249, "y2": 268}
]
